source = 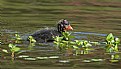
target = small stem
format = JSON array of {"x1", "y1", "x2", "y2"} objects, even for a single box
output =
[
  {"x1": 11, "y1": 52, "x2": 15, "y2": 61},
  {"x1": 30, "y1": 40, "x2": 31, "y2": 44}
]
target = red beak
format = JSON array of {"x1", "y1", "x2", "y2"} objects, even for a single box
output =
[{"x1": 65, "y1": 25, "x2": 73, "y2": 31}]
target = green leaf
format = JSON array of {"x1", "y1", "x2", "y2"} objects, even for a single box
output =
[
  {"x1": 108, "y1": 47, "x2": 114, "y2": 52},
  {"x1": 16, "y1": 38, "x2": 22, "y2": 40},
  {"x1": 115, "y1": 54, "x2": 120, "y2": 59},
  {"x1": 15, "y1": 34, "x2": 22, "y2": 40},
  {"x1": 8, "y1": 43, "x2": 21, "y2": 52},
  {"x1": 114, "y1": 45, "x2": 118, "y2": 52},
  {"x1": 70, "y1": 41, "x2": 76, "y2": 45},
  {"x1": 73, "y1": 46, "x2": 79, "y2": 49},
  {"x1": 86, "y1": 43, "x2": 92, "y2": 47},
  {"x1": 8, "y1": 44, "x2": 15, "y2": 48},
  {"x1": 54, "y1": 36, "x2": 63, "y2": 41},
  {"x1": 12, "y1": 47, "x2": 20, "y2": 52},
  {"x1": 62, "y1": 41, "x2": 68, "y2": 43},
  {"x1": 115, "y1": 38, "x2": 120, "y2": 44},
  {"x1": 31, "y1": 39, "x2": 36, "y2": 43},
  {"x1": 75, "y1": 40, "x2": 82, "y2": 45},
  {"x1": 83, "y1": 41, "x2": 88, "y2": 45},
  {"x1": 62, "y1": 32, "x2": 72, "y2": 40},
  {"x1": 28, "y1": 36, "x2": 36, "y2": 43},
  {"x1": 69, "y1": 35, "x2": 75, "y2": 39},
  {"x1": 28, "y1": 36, "x2": 33, "y2": 39},
  {"x1": 106, "y1": 33, "x2": 114, "y2": 42}
]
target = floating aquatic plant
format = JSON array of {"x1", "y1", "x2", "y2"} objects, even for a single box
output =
[
  {"x1": 62, "y1": 31, "x2": 74, "y2": 41},
  {"x1": 54, "y1": 31, "x2": 92, "y2": 55},
  {"x1": 53, "y1": 32, "x2": 75, "y2": 55},
  {"x1": 105, "y1": 33, "x2": 120, "y2": 62},
  {"x1": 73, "y1": 40, "x2": 92, "y2": 55},
  {"x1": 106, "y1": 33, "x2": 120, "y2": 52},
  {"x1": 81, "y1": 40, "x2": 92, "y2": 54},
  {"x1": 14, "y1": 33, "x2": 22, "y2": 43},
  {"x1": 28, "y1": 36, "x2": 36, "y2": 43},
  {"x1": 8, "y1": 43, "x2": 21, "y2": 61},
  {"x1": 53, "y1": 36, "x2": 64, "y2": 51},
  {"x1": 28, "y1": 36, "x2": 36, "y2": 50}
]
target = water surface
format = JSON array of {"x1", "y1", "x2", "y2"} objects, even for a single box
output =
[{"x1": 1, "y1": 0, "x2": 121, "y2": 69}]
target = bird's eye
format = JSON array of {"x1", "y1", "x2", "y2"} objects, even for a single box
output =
[{"x1": 64, "y1": 23, "x2": 69, "y2": 25}]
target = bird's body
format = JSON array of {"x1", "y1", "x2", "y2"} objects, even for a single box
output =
[
  {"x1": 31, "y1": 28, "x2": 62, "y2": 42},
  {"x1": 29, "y1": 19, "x2": 73, "y2": 43}
]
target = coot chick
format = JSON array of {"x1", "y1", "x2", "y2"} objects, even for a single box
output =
[{"x1": 30, "y1": 19, "x2": 73, "y2": 43}]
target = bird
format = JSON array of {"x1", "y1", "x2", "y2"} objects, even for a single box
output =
[{"x1": 30, "y1": 19, "x2": 73, "y2": 43}]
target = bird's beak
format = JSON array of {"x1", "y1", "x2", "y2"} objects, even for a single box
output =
[{"x1": 65, "y1": 25, "x2": 73, "y2": 31}]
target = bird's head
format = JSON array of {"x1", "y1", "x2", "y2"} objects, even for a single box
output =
[{"x1": 57, "y1": 19, "x2": 73, "y2": 33}]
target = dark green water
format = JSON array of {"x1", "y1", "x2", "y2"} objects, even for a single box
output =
[{"x1": 0, "y1": 0, "x2": 121, "y2": 69}]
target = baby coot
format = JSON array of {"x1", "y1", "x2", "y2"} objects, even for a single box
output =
[{"x1": 30, "y1": 19, "x2": 73, "y2": 43}]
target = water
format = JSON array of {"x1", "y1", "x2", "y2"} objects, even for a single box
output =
[
  {"x1": 74, "y1": 32, "x2": 107, "y2": 37},
  {"x1": 0, "y1": 29, "x2": 121, "y2": 69},
  {"x1": 1, "y1": 0, "x2": 121, "y2": 69}
]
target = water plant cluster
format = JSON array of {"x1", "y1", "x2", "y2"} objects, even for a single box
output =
[
  {"x1": 0, "y1": 31, "x2": 120, "y2": 63},
  {"x1": 8, "y1": 43, "x2": 21, "y2": 61},
  {"x1": 105, "y1": 33, "x2": 120, "y2": 62},
  {"x1": 0, "y1": 33, "x2": 36, "y2": 61},
  {"x1": 53, "y1": 32, "x2": 92, "y2": 55},
  {"x1": 53, "y1": 32, "x2": 121, "y2": 62}
]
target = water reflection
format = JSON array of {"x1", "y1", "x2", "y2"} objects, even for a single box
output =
[{"x1": 74, "y1": 32, "x2": 107, "y2": 36}]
